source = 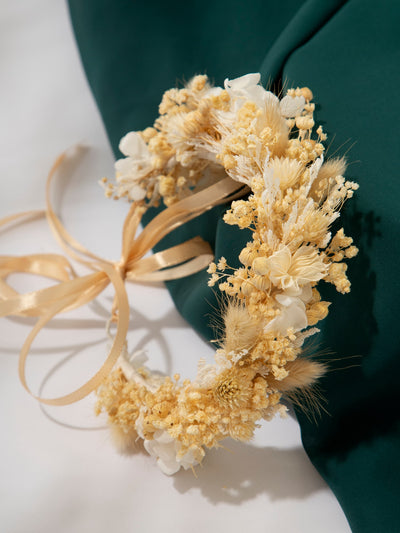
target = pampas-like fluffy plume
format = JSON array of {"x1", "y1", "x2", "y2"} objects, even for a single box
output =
[
  {"x1": 222, "y1": 301, "x2": 263, "y2": 353},
  {"x1": 269, "y1": 358, "x2": 328, "y2": 420},
  {"x1": 270, "y1": 358, "x2": 327, "y2": 392},
  {"x1": 310, "y1": 157, "x2": 347, "y2": 201}
]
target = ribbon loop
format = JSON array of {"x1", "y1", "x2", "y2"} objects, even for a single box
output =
[{"x1": 0, "y1": 149, "x2": 246, "y2": 405}]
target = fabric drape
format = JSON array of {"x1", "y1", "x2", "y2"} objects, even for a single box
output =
[{"x1": 67, "y1": 1, "x2": 400, "y2": 531}]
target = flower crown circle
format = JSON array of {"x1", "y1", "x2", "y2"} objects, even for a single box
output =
[
  {"x1": 0, "y1": 73, "x2": 358, "y2": 476},
  {"x1": 98, "y1": 73, "x2": 358, "y2": 474}
]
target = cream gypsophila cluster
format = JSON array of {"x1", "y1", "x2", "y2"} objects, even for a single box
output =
[{"x1": 96, "y1": 73, "x2": 358, "y2": 475}]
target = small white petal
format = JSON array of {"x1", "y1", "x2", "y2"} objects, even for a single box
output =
[
  {"x1": 157, "y1": 457, "x2": 181, "y2": 476},
  {"x1": 274, "y1": 293, "x2": 291, "y2": 307},
  {"x1": 128, "y1": 184, "x2": 147, "y2": 201},
  {"x1": 119, "y1": 131, "x2": 148, "y2": 158},
  {"x1": 280, "y1": 95, "x2": 305, "y2": 118},
  {"x1": 264, "y1": 91, "x2": 280, "y2": 106},
  {"x1": 224, "y1": 73, "x2": 277, "y2": 110},
  {"x1": 265, "y1": 294, "x2": 308, "y2": 335},
  {"x1": 115, "y1": 157, "x2": 135, "y2": 177},
  {"x1": 224, "y1": 73, "x2": 261, "y2": 91}
]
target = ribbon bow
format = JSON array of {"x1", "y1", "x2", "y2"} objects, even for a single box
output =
[{"x1": 0, "y1": 150, "x2": 245, "y2": 406}]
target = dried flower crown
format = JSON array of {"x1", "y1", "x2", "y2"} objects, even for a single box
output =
[
  {"x1": 0, "y1": 72, "x2": 358, "y2": 476},
  {"x1": 95, "y1": 73, "x2": 359, "y2": 475}
]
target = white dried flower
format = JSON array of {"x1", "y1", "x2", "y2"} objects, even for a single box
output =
[
  {"x1": 224, "y1": 73, "x2": 279, "y2": 110},
  {"x1": 279, "y1": 94, "x2": 305, "y2": 118},
  {"x1": 140, "y1": 428, "x2": 198, "y2": 476},
  {"x1": 257, "y1": 245, "x2": 327, "y2": 295},
  {"x1": 114, "y1": 132, "x2": 153, "y2": 200},
  {"x1": 264, "y1": 291, "x2": 308, "y2": 336}
]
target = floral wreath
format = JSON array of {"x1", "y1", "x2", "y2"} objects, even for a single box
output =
[{"x1": 0, "y1": 73, "x2": 358, "y2": 476}]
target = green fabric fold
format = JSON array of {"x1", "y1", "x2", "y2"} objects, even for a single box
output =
[{"x1": 68, "y1": 1, "x2": 400, "y2": 530}]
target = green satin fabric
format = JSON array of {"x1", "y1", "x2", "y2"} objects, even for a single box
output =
[{"x1": 68, "y1": 1, "x2": 400, "y2": 531}]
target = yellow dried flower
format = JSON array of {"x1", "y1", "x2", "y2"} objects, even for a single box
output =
[
  {"x1": 207, "y1": 262, "x2": 217, "y2": 274},
  {"x1": 217, "y1": 257, "x2": 227, "y2": 271}
]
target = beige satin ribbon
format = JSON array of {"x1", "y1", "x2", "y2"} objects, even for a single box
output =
[{"x1": 0, "y1": 150, "x2": 246, "y2": 406}]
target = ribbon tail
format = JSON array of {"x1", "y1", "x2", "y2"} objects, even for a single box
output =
[
  {"x1": 0, "y1": 210, "x2": 45, "y2": 229},
  {"x1": 131, "y1": 255, "x2": 214, "y2": 282},
  {"x1": 126, "y1": 237, "x2": 213, "y2": 282},
  {"x1": 128, "y1": 178, "x2": 247, "y2": 262},
  {"x1": 18, "y1": 263, "x2": 130, "y2": 406}
]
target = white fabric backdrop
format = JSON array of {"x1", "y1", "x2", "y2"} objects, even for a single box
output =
[{"x1": 0, "y1": 2, "x2": 351, "y2": 532}]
